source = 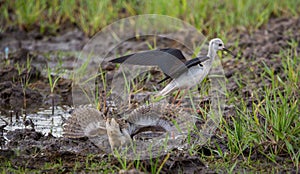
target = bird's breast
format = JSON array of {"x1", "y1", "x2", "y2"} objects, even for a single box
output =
[{"x1": 174, "y1": 64, "x2": 210, "y2": 88}]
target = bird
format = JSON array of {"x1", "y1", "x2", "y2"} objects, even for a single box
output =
[
  {"x1": 109, "y1": 38, "x2": 234, "y2": 99},
  {"x1": 63, "y1": 103, "x2": 194, "y2": 157},
  {"x1": 105, "y1": 117, "x2": 132, "y2": 151}
]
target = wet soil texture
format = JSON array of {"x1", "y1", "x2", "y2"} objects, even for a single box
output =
[{"x1": 0, "y1": 17, "x2": 299, "y2": 173}]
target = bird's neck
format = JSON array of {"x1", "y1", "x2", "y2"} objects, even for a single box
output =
[{"x1": 207, "y1": 46, "x2": 217, "y2": 61}]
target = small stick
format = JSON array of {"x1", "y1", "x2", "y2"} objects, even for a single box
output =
[{"x1": 9, "y1": 110, "x2": 13, "y2": 125}]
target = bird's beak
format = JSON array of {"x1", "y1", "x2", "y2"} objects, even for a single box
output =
[{"x1": 222, "y1": 48, "x2": 235, "y2": 57}]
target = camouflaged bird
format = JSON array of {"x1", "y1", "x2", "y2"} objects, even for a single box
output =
[{"x1": 63, "y1": 103, "x2": 195, "y2": 158}]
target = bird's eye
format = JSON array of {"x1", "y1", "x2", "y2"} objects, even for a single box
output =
[{"x1": 218, "y1": 43, "x2": 223, "y2": 47}]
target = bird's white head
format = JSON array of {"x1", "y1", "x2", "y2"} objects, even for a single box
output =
[
  {"x1": 209, "y1": 38, "x2": 225, "y2": 51},
  {"x1": 207, "y1": 38, "x2": 234, "y2": 59}
]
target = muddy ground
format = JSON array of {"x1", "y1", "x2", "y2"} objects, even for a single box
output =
[{"x1": 0, "y1": 17, "x2": 299, "y2": 173}]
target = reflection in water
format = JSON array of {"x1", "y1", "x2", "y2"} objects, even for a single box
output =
[{"x1": 0, "y1": 106, "x2": 71, "y2": 138}]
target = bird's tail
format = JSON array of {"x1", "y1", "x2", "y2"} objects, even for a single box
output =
[{"x1": 156, "y1": 80, "x2": 177, "y2": 97}]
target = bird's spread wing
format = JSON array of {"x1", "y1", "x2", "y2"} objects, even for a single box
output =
[
  {"x1": 125, "y1": 104, "x2": 173, "y2": 138},
  {"x1": 109, "y1": 48, "x2": 187, "y2": 76},
  {"x1": 63, "y1": 107, "x2": 107, "y2": 138},
  {"x1": 109, "y1": 48, "x2": 187, "y2": 63},
  {"x1": 116, "y1": 103, "x2": 196, "y2": 159},
  {"x1": 110, "y1": 48, "x2": 210, "y2": 83},
  {"x1": 63, "y1": 107, "x2": 111, "y2": 152},
  {"x1": 125, "y1": 103, "x2": 195, "y2": 137}
]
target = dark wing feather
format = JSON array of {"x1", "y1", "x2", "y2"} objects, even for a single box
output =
[
  {"x1": 158, "y1": 56, "x2": 210, "y2": 84},
  {"x1": 109, "y1": 48, "x2": 187, "y2": 76},
  {"x1": 109, "y1": 48, "x2": 186, "y2": 64},
  {"x1": 158, "y1": 48, "x2": 186, "y2": 61},
  {"x1": 110, "y1": 48, "x2": 209, "y2": 83}
]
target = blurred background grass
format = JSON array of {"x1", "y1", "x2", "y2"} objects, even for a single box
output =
[{"x1": 1, "y1": 0, "x2": 299, "y2": 36}]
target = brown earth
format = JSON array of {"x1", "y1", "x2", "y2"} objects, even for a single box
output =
[{"x1": 0, "y1": 17, "x2": 299, "y2": 173}]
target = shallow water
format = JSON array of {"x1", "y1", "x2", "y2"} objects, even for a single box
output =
[{"x1": 0, "y1": 106, "x2": 72, "y2": 138}]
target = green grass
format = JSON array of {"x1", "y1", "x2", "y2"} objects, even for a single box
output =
[
  {"x1": 4, "y1": 48, "x2": 297, "y2": 173},
  {"x1": 215, "y1": 47, "x2": 300, "y2": 171},
  {"x1": 1, "y1": 0, "x2": 300, "y2": 173},
  {"x1": 102, "y1": 47, "x2": 299, "y2": 172},
  {"x1": 0, "y1": 154, "x2": 118, "y2": 173},
  {"x1": 1, "y1": 0, "x2": 299, "y2": 36}
]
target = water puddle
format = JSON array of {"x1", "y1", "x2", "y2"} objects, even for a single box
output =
[{"x1": 0, "y1": 106, "x2": 72, "y2": 139}]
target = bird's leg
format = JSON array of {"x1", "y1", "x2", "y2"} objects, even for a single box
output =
[
  {"x1": 175, "y1": 89, "x2": 188, "y2": 106},
  {"x1": 172, "y1": 90, "x2": 181, "y2": 104}
]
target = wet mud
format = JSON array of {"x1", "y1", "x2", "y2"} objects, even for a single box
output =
[{"x1": 0, "y1": 17, "x2": 299, "y2": 173}]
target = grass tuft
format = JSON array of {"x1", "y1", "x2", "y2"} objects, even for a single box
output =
[{"x1": 1, "y1": 0, "x2": 299, "y2": 36}]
